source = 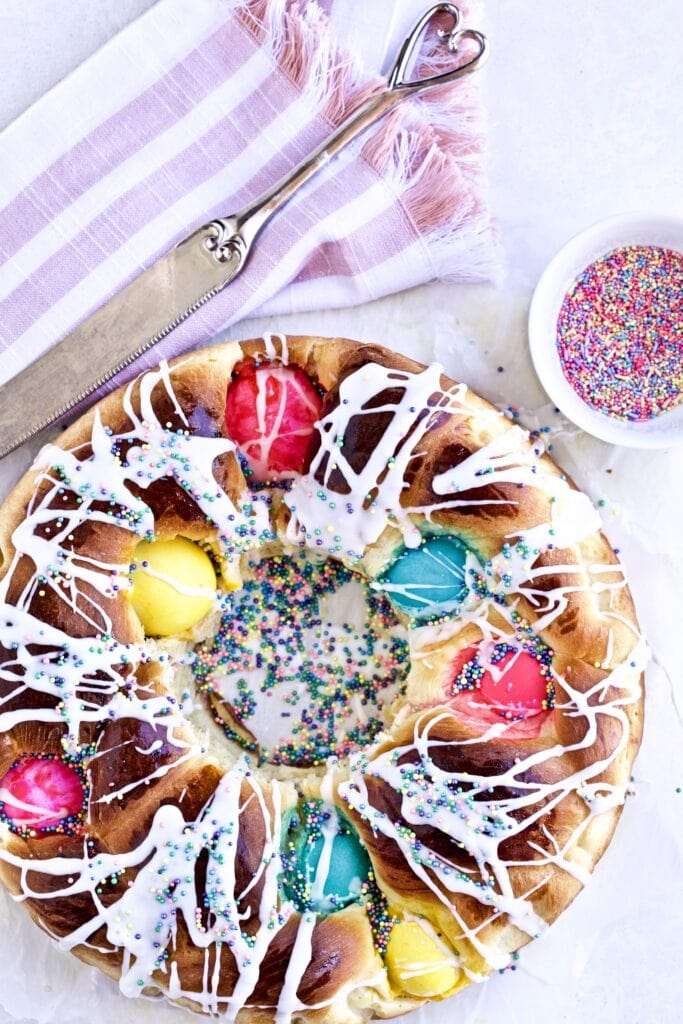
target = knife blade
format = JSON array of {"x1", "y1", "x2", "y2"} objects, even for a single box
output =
[{"x1": 0, "y1": 224, "x2": 244, "y2": 458}]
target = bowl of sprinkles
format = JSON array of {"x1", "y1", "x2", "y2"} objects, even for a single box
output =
[{"x1": 529, "y1": 213, "x2": 683, "y2": 447}]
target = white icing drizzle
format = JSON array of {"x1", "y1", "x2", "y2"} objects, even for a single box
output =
[
  {"x1": 340, "y1": 635, "x2": 647, "y2": 969},
  {"x1": 243, "y1": 363, "x2": 320, "y2": 483},
  {"x1": 262, "y1": 332, "x2": 290, "y2": 364},
  {"x1": 504, "y1": 560, "x2": 625, "y2": 635},
  {"x1": 431, "y1": 423, "x2": 602, "y2": 551},
  {"x1": 372, "y1": 548, "x2": 483, "y2": 620},
  {"x1": 0, "y1": 360, "x2": 269, "y2": 758},
  {"x1": 283, "y1": 370, "x2": 600, "y2": 568},
  {"x1": 274, "y1": 773, "x2": 337, "y2": 1024},
  {"x1": 132, "y1": 563, "x2": 217, "y2": 601},
  {"x1": 1, "y1": 762, "x2": 281, "y2": 1011},
  {"x1": 284, "y1": 362, "x2": 471, "y2": 559},
  {"x1": 417, "y1": 421, "x2": 618, "y2": 634},
  {"x1": 0, "y1": 352, "x2": 361, "y2": 1021},
  {"x1": 0, "y1": 342, "x2": 645, "y2": 1012},
  {"x1": 0, "y1": 760, "x2": 349, "y2": 1023},
  {"x1": 401, "y1": 910, "x2": 462, "y2": 974},
  {"x1": 602, "y1": 629, "x2": 615, "y2": 670},
  {"x1": 0, "y1": 787, "x2": 71, "y2": 827}
]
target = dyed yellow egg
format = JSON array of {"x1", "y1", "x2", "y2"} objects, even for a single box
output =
[
  {"x1": 385, "y1": 921, "x2": 460, "y2": 998},
  {"x1": 129, "y1": 538, "x2": 216, "y2": 637}
]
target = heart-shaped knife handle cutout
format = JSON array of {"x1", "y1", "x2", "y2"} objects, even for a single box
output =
[{"x1": 388, "y1": 2, "x2": 488, "y2": 93}]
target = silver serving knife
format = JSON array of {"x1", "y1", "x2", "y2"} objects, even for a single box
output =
[{"x1": 0, "y1": 3, "x2": 487, "y2": 458}]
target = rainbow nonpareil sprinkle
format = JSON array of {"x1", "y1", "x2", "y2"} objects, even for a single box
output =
[
  {"x1": 193, "y1": 552, "x2": 410, "y2": 767},
  {"x1": 556, "y1": 244, "x2": 683, "y2": 421}
]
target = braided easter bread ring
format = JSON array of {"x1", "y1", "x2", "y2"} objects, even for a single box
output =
[{"x1": 0, "y1": 335, "x2": 643, "y2": 1023}]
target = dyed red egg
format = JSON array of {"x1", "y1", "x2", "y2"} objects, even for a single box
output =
[
  {"x1": 477, "y1": 649, "x2": 549, "y2": 713},
  {"x1": 450, "y1": 643, "x2": 550, "y2": 718},
  {"x1": 225, "y1": 362, "x2": 322, "y2": 482},
  {"x1": 0, "y1": 757, "x2": 85, "y2": 829}
]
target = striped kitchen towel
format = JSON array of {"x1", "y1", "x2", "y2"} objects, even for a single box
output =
[{"x1": 0, "y1": 0, "x2": 498, "y2": 397}]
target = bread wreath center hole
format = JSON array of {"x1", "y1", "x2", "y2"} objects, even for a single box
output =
[{"x1": 193, "y1": 549, "x2": 410, "y2": 767}]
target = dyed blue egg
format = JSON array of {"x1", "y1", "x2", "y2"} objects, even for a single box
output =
[
  {"x1": 281, "y1": 802, "x2": 371, "y2": 914},
  {"x1": 379, "y1": 535, "x2": 475, "y2": 620}
]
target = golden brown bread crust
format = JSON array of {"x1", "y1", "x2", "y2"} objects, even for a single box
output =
[{"x1": 0, "y1": 335, "x2": 643, "y2": 1022}]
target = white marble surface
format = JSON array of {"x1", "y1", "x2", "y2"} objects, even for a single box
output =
[{"x1": 1, "y1": 2, "x2": 683, "y2": 1024}]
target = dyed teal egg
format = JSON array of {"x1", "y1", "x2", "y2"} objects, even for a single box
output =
[
  {"x1": 379, "y1": 535, "x2": 475, "y2": 620},
  {"x1": 281, "y1": 801, "x2": 371, "y2": 914}
]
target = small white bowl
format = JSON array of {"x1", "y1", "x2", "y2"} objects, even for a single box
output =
[{"x1": 528, "y1": 213, "x2": 683, "y2": 448}]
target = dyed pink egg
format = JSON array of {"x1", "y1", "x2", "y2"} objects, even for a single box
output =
[
  {"x1": 450, "y1": 643, "x2": 550, "y2": 718},
  {"x1": 225, "y1": 362, "x2": 322, "y2": 482},
  {"x1": 477, "y1": 649, "x2": 549, "y2": 713},
  {"x1": 0, "y1": 757, "x2": 85, "y2": 829}
]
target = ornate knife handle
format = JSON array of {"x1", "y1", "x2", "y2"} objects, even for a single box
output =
[{"x1": 203, "y1": 3, "x2": 487, "y2": 264}]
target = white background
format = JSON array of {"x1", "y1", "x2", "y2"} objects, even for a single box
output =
[{"x1": 1, "y1": 2, "x2": 683, "y2": 1024}]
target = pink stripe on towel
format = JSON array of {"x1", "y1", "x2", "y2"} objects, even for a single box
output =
[{"x1": 0, "y1": 0, "x2": 499, "y2": 396}]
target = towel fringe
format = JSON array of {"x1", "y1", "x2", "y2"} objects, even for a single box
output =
[
  {"x1": 238, "y1": 0, "x2": 500, "y2": 283},
  {"x1": 237, "y1": 0, "x2": 384, "y2": 125},
  {"x1": 362, "y1": 107, "x2": 500, "y2": 284}
]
